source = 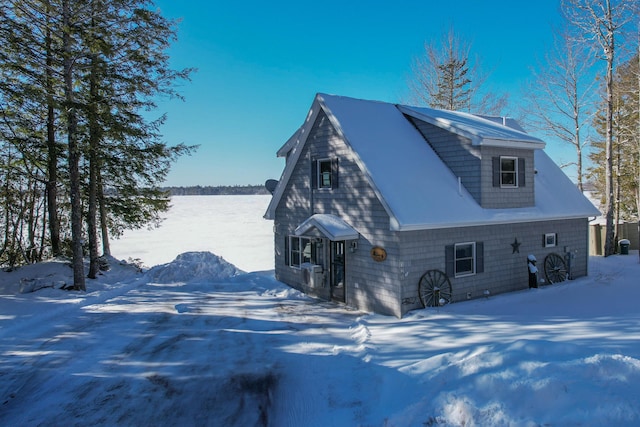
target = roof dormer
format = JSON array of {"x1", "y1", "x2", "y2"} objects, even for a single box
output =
[{"x1": 399, "y1": 105, "x2": 543, "y2": 208}]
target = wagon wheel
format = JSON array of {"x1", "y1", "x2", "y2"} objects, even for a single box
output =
[
  {"x1": 544, "y1": 253, "x2": 567, "y2": 284},
  {"x1": 418, "y1": 270, "x2": 452, "y2": 307}
]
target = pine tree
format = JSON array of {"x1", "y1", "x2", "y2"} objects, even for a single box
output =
[
  {"x1": 61, "y1": 0, "x2": 86, "y2": 290},
  {"x1": 0, "y1": 0, "x2": 195, "y2": 282},
  {"x1": 72, "y1": 0, "x2": 195, "y2": 276},
  {"x1": 0, "y1": 0, "x2": 62, "y2": 266},
  {"x1": 407, "y1": 26, "x2": 507, "y2": 114}
]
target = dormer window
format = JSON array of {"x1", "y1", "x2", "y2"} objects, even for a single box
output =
[
  {"x1": 493, "y1": 156, "x2": 525, "y2": 189},
  {"x1": 500, "y1": 157, "x2": 517, "y2": 187}
]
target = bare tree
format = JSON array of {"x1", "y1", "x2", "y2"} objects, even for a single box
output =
[
  {"x1": 562, "y1": 0, "x2": 638, "y2": 256},
  {"x1": 524, "y1": 29, "x2": 597, "y2": 192},
  {"x1": 406, "y1": 26, "x2": 508, "y2": 115}
]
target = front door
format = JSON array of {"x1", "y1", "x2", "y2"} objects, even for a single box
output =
[{"x1": 330, "y1": 241, "x2": 345, "y2": 302}]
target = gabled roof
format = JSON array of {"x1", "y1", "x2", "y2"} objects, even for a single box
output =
[
  {"x1": 295, "y1": 214, "x2": 359, "y2": 241},
  {"x1": 265, "y1": 93, "x2": 600, "y2": 231}
]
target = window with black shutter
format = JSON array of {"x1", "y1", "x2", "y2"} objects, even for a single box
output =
[
  {"x1": 493, "y1": 156, "x2": 526, "y2": 188},
  {"x1": 314, "y1": 158, "x2": 339, "y2": 189},
  {"x1": 445, "y1": 241, "x2": 484, "y2": 278}
]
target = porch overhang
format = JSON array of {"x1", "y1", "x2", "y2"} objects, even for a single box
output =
[{"x1": 294, "y1": 214, "x2": 359, "y2": 241}]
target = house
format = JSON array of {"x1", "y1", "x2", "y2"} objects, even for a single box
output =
[{"x1": 264, "y1": 93, "x2": 600, "y2": 317}]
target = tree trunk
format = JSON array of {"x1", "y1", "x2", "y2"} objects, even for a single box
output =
[
  {"x1": 63, "y1": 0, "x2": 85, "y2": 291},
  {"x1": 97, "y1": 169, "x2": 111, "y2": 257},
  {"x1": 603, "y1": 2, "x2": 616, "y2": 257},
  {"x1": 26, "y1": 179, "x2": 37, "y2": 263},
  {"x1": 87, "y1": 50, "x2": 100, "y2": 279},
  {"x1": 574, "y1": 85, "x2": 584, "y2": 192},
  {"x1": 45, "y1": 14, "x2": 61, "y2": 258}
]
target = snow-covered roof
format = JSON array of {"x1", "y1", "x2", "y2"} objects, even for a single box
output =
[
  {"x1": 277, "y1": 127, "x2": 302, "y2": 158},
  {"x1": 265, "y1": 93, "x2": 600, "y2": 231},
  {"x1": 398, "y1": 105, "x2": 546, "y2": 149},
  {"x1": 295, "y1": 214, "x2": 359, "y2": 241},
  {"x1": 475, "y1": 115, "x2": 528, "y2": 133}
]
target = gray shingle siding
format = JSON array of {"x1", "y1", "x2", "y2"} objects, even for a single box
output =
[
  {"x1": 274, "y1": 110, "x2": 404, "y2": 316},
  {"x1": 481, "y1": 146, "x2": 535, "y2": 208},
  {"x1": 397, "y1": 218, "x2": 590, "y2": 316},
  {"x1": 407, "y1": 116, "x2": 483, "y2": 203}
]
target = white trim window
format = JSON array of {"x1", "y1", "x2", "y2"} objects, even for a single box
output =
[
  {"x1": 312, "y1": 157, "x2": 339, "y2": 190},
  {"x1": 289, "y1": 236, "x2": 313, "y2": 267},
  {"x1": 455, "y1": 242, "x2": 476, "y2": 277},
  {"x1": 318, "y1": 159, "x2": 332, "y2": 189},
  {"x1": 446, "y1": 242, "x2": 483, "y2": 278},
  {"x1": 500, "y1": 156, "x2": 518, "y2": 187},
  {"x1": 544, "y1": 233, "x2": 557, "y2": 248},
  {"x1": 492, "y1": 157, "x2": 525, "y2": 188}
]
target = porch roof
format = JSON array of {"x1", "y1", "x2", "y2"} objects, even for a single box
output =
[{"x1": 294, "y1": 214, "x2": 359, "y2": 241}]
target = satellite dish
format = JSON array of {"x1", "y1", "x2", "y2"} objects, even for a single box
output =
[{"x1": 265, "y1": 179, "x2": 278, "y2": 195}]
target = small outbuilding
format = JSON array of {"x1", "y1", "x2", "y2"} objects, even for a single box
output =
[{"x1": 264, "y1": 93, "x2": 600, "y2": 317}]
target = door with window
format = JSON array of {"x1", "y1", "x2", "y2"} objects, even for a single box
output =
[{"x1": 330, "y1": 241, "x2": 345, "y2": 302}]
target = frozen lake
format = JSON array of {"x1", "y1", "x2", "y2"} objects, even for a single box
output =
[{"x1": 110, "y1": 195, "x2": 274, "y2": 272}]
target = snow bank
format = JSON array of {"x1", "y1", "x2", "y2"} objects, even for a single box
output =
[
  {"x1": 0, "y1": 256, "x2": 141, "y2": 295},
  {"x1": 1, "y1": 259, "x2": 73, "y2": 294},
  {"x1": 144, "y1": 251, "x2": 242, "y2": 283}
]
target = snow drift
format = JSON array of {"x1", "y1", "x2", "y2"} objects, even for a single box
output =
[{"x1": 145, "y1": 251, "x2": 242, "y2": 283}]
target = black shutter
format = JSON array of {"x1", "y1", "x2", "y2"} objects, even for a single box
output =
[
  {"x1": 445, "y1": 245, "x2": 455, "y2": 276},
  {"x1": 476, "y1": 242, "x2": 484, "y2": 274},
  {"x1": 311, "y1": 158, "x2": 317, "y2": 189},
  {"x1": 331, "y1": 158, "x2": 339, "y2": 189},
  {"x1": 518, "y1": 158, "x2": 526, "y2": 187},
  {"x1": 492, "y1": 157, "x2": 500, "y2": 187},
  {"x1": 542, "y1": 234, "x2": 546, "y2": 247},
  {"x1": 284, "y1": 236, "x2": 290, "y2": 266}
]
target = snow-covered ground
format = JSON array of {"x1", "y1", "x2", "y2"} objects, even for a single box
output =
[{"x1": 1, "y1": 195, "x2": 640, "y2": 426}]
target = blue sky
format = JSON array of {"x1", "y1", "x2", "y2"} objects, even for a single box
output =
[{"x1": 153, "y1": 0, "x2": 568, "y2": 187}]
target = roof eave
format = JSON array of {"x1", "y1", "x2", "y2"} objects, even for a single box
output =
[
  {"x1": 264, "y1": 95, "x2": 325, "y2": 220},
  {"x1": 392, "y1": 213, "x2": 599, "y2": 232},
  {"x1": 276, "y1": 128, "x2": 302, "y2": 158},
  {"x1": 398, "y1": 105, "x2": 545, "y2": 149},
  {"x1": 477, "y1": 138, "x2": 546, "y2": 150}
]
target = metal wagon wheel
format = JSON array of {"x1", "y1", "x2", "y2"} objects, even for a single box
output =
[
  {"x1": 544, "y1": 253, "x2": 567, "y2": 284},
  {"x1": 418, "y1": 269, "x2": 453, "y2": 307}
]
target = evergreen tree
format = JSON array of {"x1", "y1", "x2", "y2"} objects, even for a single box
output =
[
  {"x1": 61, "y1": 0, "x2": 86, "y2": 290},
  {"x1": 0, "y1": 0, "x2": 195, "y2": 284},
  {"x1": 0, "y1": 0, "x2": 62, "y2": 266},
  {"x1": 407, "y1": 26, "x2": 508, "y2": 114},
  {"x1": 72, "y1": 0, "x2": 195, "y2": 276}
]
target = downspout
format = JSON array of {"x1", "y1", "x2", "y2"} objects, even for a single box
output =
[{"x1": 309, "y1": 153, "x2": 314, "y2": 216}]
